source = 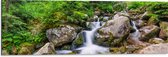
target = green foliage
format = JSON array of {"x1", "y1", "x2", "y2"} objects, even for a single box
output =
[
  {"x1": 2, "y1": 1, "x2": 168, "y2": 54},
  {"x1": 127, "y1": 2, "x2": 149, "y2": 10}
]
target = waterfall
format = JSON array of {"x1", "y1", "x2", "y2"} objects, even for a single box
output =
[
  {"x1": 130, "y1": 21, "x2": 141, "y2": 39},
  {"x1": 75, "y1": 16, "x2": 109, "y2": 54},
  {"x1": 56, "y1": 15, "x2": 109, "y2": 54}
]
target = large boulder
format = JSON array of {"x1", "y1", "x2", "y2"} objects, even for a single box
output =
[
  {"x1": 139, "y1": 25, "x2": 160, "y2": 41},
  {"x1": 159, "y1": 22, "x2": 168, "y2": 40},
  {"x1": 137, "y1": 43, "x2": 168, "y2": 54},
  {"x1": 96, "y1": 12, "x2": 131, "y2": 47},
  {"x1": 46, "y1": 25, "x2": 78, "y2": 47},
  {"x1": 34, "y1": 42, "x2": 56, "y2": 55}
]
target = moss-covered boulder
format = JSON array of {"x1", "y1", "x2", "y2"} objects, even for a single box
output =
[
  {"x1": 72, "y1": 31, "x2": 84, "y2": 49},
  {"x1": 139, "y1": 25, "x2": 160, "y2": 41},
  {"x1": 18, "y1": 42, "x2": 34, "y2": 55},
  {"x1": 147, "y1": 14, "x2": 159, "y2": 25},
  {"x1": 159, "y1": 22, "x2": 168, "y2": 40},
  {"x1": 96, "y1": 12, "x2": 131, "y2": 47}
]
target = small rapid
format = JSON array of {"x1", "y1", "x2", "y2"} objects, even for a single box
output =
[{"x1": 76, "y1": 21, "x2": 109, "y2": 54}]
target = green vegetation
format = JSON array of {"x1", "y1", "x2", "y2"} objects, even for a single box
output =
[{"x1": 2, "y1": 0, "x2": 168, "y2": 54}]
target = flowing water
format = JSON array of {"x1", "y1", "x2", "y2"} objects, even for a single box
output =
[
  {"x1": 56, "y1": 16, "x2": 109, "y2": 54},
  {"x1": 76, "y1": 21, "x2": 109, "y2": 54},
  {"x1": 130, "y1": 21, "x2": 141, "y2": 39}
]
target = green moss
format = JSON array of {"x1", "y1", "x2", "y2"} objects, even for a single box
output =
[
  {"x1": 147, "y1": 14, "x2": 160, "y2": 25},
  {"x1": 159, "y1": 22, "x2": 168, "y2": 38},
  {"x1": 61, "y1": 45, "x2": 71, "y2": 50},
  {"x1": 72, "y1": 33, "x2": 83, "y2": 48},
  {"x1": 18, "y1": 42, "x2": 34, "y2": 55},
  {"x1": 142, "y1": 27, "x2": 159, "y2": 41}
]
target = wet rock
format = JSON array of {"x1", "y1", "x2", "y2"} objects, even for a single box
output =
[
  {"x1": 2, "y1": 49, "x2": 9, "y2": 55},
  {"x1": 137, "y1": 43, "x2": 168, "y2": 54},
  {"x1": 34, "y1": 42, "x2": 56, "y2": 55},
  {"x1": 159, "y1": 22, "x2": 168, "y2": 40},
  {"x1": 148, "y1": 38, "x2": 164, "y2": 44},
  {"x1": 147, "y1": 15, "x2": 159, "y2": 25},
  {"x1": 96, "y1": 12, "x2": 131, "y2": 46},
  {"x1": 46, "y1": 25, "x2": 77, "y2": 47},
  {"x1": 18, "y1": 42, "x2": 34, "y2": 55},
  {"x1": 139, "y1": 25, "x2": 160, "y2": 41}
]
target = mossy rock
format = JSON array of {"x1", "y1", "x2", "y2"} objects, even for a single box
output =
[
  {"x1": 148, "y1": 38, "x2": 164, "y2": 44},
  {"x1": 110, "y1": 46, "x2": 127, "y2": 54},
  {"x1": 72, "y1": 32, "x2": 84, "y2": 49},
  {"x1": 159, "y1": 22, "x2": 168, "y2": 39},
  {"x1": 147, "y1": 14, "x2": 160, "y2": 25},
  {"x1": 140, "y1": 25, "x2": 160, "y2": 41},
  {"x1": 18, "y1": 42, "x2": 34, "y2": 55},
  {"x1": 61, "y1": 45, "x2": 71, "y2": 50}
]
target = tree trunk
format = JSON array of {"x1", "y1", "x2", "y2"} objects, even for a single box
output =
[{"x1": 4, "y1": 0, "x2": 9, "y2": 32}]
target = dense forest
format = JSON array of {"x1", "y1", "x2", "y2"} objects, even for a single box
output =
[{"x1": 1, "y1": 0, "x2": 168, "y2": 55}]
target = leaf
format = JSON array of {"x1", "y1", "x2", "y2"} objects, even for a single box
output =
[{"x1": 2, "y1": 38, "x2": 12, "y2": 42}]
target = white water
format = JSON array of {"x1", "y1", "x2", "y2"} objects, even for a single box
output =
[
  {"x1": 56, "y1": 16, "x2": 109, "y2": 54},
  {"x1": 130, "y1": 21, "x2": 141, "y2": 39},
  {"x1": 76, "y1": 17, "x2": 109, "y2": 54}
]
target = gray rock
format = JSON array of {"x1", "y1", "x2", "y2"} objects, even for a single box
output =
[
  {"x1": 96, "y1": 12, "x2": 131, "y2": 47},
  {"x1": 139, "y1": 25, "x2": 160, "y2": 41},
  {"x1": 46, "y1": 25, "x2": 77, "y2": 47},
  {"x1": 34, "y1": 42, "x2": 56, "y2": 55},
  {"x1": 137, "y1": 43, "x2": 168, "y2": 54}
]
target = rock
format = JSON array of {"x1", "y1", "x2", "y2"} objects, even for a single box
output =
[
  {"x1": 72, "y1": 32, "x2": 84, "y2": 49},
  {"x1": 149, "y1": 38, "x2": 164, "y2": 44},
  {"x1": 12, "y1": 46, "x2": 17, "y2": 55},
  {"x1": 134, "y1": 20, "x2": 146, "y2": 28},
  {"x1": 137, "y1": 43, "x2": 168, "y2": 54},
  {"x1": 34, "y1": 42, "x2": 56, "y2": 55},
  {"x1": 127, "y1": 37, "x2": 146, "y2": 46},
  {"x1": 140, "y1": 11, "x2": 151, "y2": 20},
  {"x1": 139, "y1": 25, "x2": 160, "y2": 41},
  {"x1": 59, "y1": 44, "x2": 72, "y2": 50},
  {"x1": 46, "y1": 25, "x2": 77, "y2": 47},
  {"x1": 110, "y1": 46, "x2": 127, "y2": 54},
  {"x1": 18, "y1": 42, "x2": 34, "y2": 55},
  {"x1": 159, "y1": 22, "x2": 168, "y2": 39},
  {"x1": 96, "y1": 12, "x2": 131, "y2": 46},
  {"x1": 147, "y1": 15, "x2": 159, "y2": 25},
  {"x1": 2, "y1": 49, "x2": 9, "y2": 55}
]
